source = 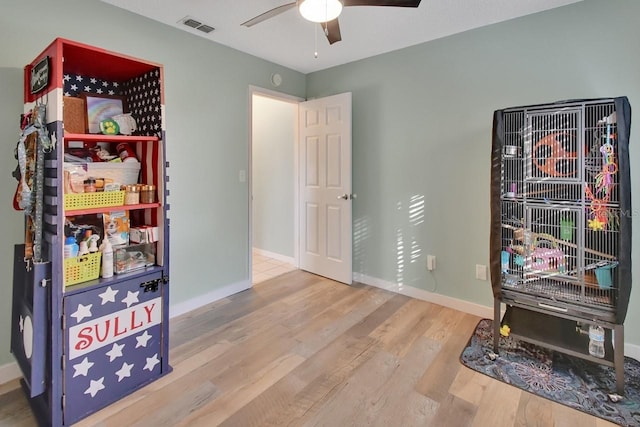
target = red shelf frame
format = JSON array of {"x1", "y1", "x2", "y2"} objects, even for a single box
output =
[
  {"x1": 65, "y1": 202, "x2": 161, "y2": 216},
  {"x1": 64, "y1": 133, "x2": 159, "y2": 143}
]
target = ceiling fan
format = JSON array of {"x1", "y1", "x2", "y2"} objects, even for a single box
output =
[{"x1": 241, "y1": 0, "x2": 422, "y2": 45}]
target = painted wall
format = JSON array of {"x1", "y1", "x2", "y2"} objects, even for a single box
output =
[
  {"x1": 0, "y1": 0, "x2": 306, "y2": 367},
  {"x1": 0, "y1": 68, "x2": 26, "y2": 368},
  {"x1": 252, "y1": 95, "x2": 296, "y2": 258},
  {"x1": 306, "y1": 0, "x2": 640, "y2": 345}
]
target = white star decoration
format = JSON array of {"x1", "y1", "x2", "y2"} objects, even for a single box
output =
[
  {"x1": 122, "y1": 291, "x2": 140, "y2": 308},
  {"x1": 75, "y1": 75, "x2": 83, "y2": 82},
  {"x1": 99, "y1": 286, "x2": 118, "y2": 305},
  {"x1": 71, "y1": 303, "x2": 93, "y2": 323},
  {"x1": 144, "y1": 354, "x2": 160, "y2": 372},
  {"x1": 19, "y1": 315, "x2": 24, "y2": 332},
  {"x1": 135, "y1": 331, "x2": 152, "y2": 348},
  {"x1": 84, "y1": 377, "x2": 105, "y2": 398},
  {"x1": 115, "y1": 362, "x2": 134, "y2": 382},
  {"x1": 63, "y1": 74, "x2": 70, "y2": 81},
  {"x1": 70, "y1": 84, "x2": 78, "y2": 91},
  {"x1": 73, "y1": 357, "x2": 94, "y2": 378},
  {"x1": 106, "y1": 342, "x2": 125, "y2": 362}
]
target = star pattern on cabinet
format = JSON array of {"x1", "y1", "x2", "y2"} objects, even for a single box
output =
[
  {"x1": 106, "y1": 342, "x2": 125, "y2": 363},
  {"x1": 135, "y1": 330, "x2": 153, "y2": 348},
  {"x1": 73, "y1": 357, "x2": 94, "y2": 378},
  {"x1": 143, "y1": 354, "x2": 160, "y2": 372},
  {"x1": 115, "y1": 362, "x2": 134, "y2": 382},
  {"x1": 71, "y1": 303, "x2": 93, "y2": 323},
  {"x1": 63, "y1": 74, "x2": 121, "y2": 97},
  {"x1": 98, "y1": 286, "x2": 118, "y2": 305},
  {"x1": 122, "y1": 291, "x2": 140, "y2": 308},
  {"x1": 84, "y1": 377, "x2": 105, "y2": 398}
]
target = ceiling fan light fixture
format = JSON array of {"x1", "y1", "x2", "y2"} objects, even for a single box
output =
[{"x1": 299, "y1": 0, "x2": 343, "y2": 23}]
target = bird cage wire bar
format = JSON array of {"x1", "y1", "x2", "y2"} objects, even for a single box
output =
[{"x1": 499, "y1": 101, "x2": 619, "y2": 313}]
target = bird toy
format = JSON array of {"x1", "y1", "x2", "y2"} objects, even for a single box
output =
[{"x1": 586, "y1": 123, "x2": 618, "y2": 231}]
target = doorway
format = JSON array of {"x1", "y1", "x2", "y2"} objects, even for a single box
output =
[{"x1": 250, "y1": 88, "x2": 302, "y2": 284}]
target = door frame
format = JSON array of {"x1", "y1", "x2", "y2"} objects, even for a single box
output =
[{"x1": 248, "y1": 85, "x2": 304, "y2": 285}]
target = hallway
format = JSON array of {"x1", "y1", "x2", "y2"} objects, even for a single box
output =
[{"x1": 252, "y1": 249, "x2": 296, "y2": 284}]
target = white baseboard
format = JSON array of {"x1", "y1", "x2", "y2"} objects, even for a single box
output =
[
  {"x1": 354, "y1": 272, "x2": 640, "y2": 360},
  {"x1": 354, "y1": 273, "x2": 494, "y2": 319},
  {"x1": 169, "y1": 279, "x2": 251, "y2": 319},
  {"x1": 625, "y1": 343, "x2": 640, "y2": 361},
  {"x1": 253, "y1": 247, "x2": 295, "y2": 265},
  {"x1": 0, "y1": 361, "x2": 21, "y2": 386}
]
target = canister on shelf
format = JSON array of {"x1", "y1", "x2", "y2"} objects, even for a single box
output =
[
  {"x1": 140, "y1": 184, "x2": 156, "y2": 204},
  {"x1": 83, "y1": 178, "x2": 97, "y2": 193},
  {"x1": 123, "y1": 184, "x2": 140, "y2": 205}
]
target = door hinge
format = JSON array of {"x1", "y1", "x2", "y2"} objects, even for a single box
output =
[
  {"x1": 62, "y1": 394, "x2": 65, "y2": 410},
  {"x1": 61, "y1": 356, "x2": 65, "y2": 371},
  {"x1": 162, "y1": 275, "x2": 169, "y2": 284}
]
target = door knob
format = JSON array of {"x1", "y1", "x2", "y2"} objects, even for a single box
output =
[{"x1": 337, "y1": 194, "x2": 349, "y2": 200}]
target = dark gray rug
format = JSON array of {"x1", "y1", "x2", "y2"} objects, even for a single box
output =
[{"x1": 460, "y1": 319, "x2": 640, "y2": 427}]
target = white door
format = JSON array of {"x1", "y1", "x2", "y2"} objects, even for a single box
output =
[{"x1": 299, "y1": 92, "x2": 352, "y2": 284}]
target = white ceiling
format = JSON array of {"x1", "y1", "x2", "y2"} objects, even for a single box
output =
[{"x1": 100, "y1": 0, "x2": 581, "y2": 74}]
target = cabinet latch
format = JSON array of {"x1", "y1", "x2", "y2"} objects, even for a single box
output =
[{"x1": 140, "y1": 279, "x2": 161, "y2": 293}]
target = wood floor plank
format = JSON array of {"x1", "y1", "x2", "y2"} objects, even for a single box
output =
[
  {"x1": 429, "y1": 394, "x2": 478, "y2": 427},
  {"x1": 0, "y1": 270, "x2": 621, "y2": 427},
  {"x1": 353, "y1": 337, "x2": 441, "y2": 427},
  {"x1": 471, "y1": 378, "x2": 521, "y2": 427},
  {"x1": 449, "y1": 365, "x2": 493, "y2": 406},
  {"x1": 415, "y1": 313, "x2": 479, "y2": 402},
  {"x1": 515, "y1": 392, "x2": 554, "y2": 427}
]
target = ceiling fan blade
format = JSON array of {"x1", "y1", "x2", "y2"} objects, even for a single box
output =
[
  {"x1": 322, "y1": 19, "x2": 342, "y2": 45},
  {"x1": 343, "y1": 0, "x2": 421, "y2": 7},
  {"x1": 241, "y1": 2, "x2": 297, "y2": 27}
]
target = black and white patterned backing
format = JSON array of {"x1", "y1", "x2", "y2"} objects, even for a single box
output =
[{"x1": 123, "y1": 69, "x2": 162, "y2": 139}]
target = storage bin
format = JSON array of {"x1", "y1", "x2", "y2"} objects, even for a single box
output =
[
  {"x1": 64, "y1": 252, "x2": 102, "y2": 286},
  {"x1": 85, "y1": 161, "x2": 140, "y2": 185},
  {"x1": 64, "y1": 190, "x2": 125, "y2": 210},
  {"x1": 114, "y1": 243, "x2": 156, "y2": 274}
]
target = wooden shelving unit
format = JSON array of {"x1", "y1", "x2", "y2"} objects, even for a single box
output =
[{"x1": 10, "y1": 38, "x2": 171, "y2": 426}]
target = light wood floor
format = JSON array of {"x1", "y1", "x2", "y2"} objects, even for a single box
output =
[{"x1": 0, "y1": 270, "x2": 616, "y2": 427}]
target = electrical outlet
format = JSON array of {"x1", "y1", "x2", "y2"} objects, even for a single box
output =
[
  {"x1": 475, "y1": 264, "x2": 488, "y2": 281},
  {"x1": 426, "y1": 255, "x2": 436, "y2": 271}
]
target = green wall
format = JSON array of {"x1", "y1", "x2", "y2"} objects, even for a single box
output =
[
  {"x1": 0, "y1": 0, "x2": 306, "y2": 367},
  {"x1": 306, "y1": 0, "x2": 640, "y2": 345},
  {"x1": 0, "y1": 68, "x2": 25, "y2": 368},
  {"x1": 252, "y1": 95, "x2": 296, "y2": 258}
]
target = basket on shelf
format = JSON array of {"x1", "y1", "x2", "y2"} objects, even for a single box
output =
[
  {"x1": 64, "y1": 252, "x2": 102, "y2": 286},
  {"x1": 64, "y1": 191, "x2": 125, "y2": 210}
]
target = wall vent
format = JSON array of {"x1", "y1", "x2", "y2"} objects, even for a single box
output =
[{"x1": 179, "y1": 16, "x2": 215, "y2": 34}]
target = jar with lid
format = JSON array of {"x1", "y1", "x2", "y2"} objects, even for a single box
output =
[
  {"x1": 140, "y1": 184, "x2": 156, "y2": 204},
  {"x1": 123, "y1": 184, "x2": 140, "y2": 205},
  {"x1": 83, "y1": 178, "x2": 97, "y2": 193}
]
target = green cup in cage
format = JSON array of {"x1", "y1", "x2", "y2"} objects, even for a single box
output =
[
  {"x1": 560, "y1": 217, "x2": 574, "y2": 241},
  {"x1": 595, "y1": 263, "x2": 617, "y2": 289}
]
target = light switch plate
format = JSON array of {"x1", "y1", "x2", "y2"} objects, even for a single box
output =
[{"x1": 475, "y1": 264, "x2": 488, "y2": 281}]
